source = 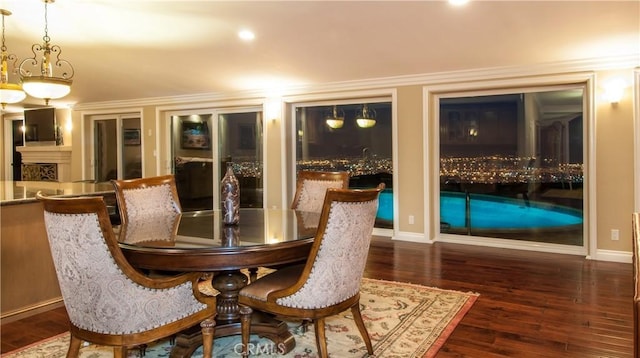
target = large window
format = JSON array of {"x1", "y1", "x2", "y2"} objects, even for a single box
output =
[
  {"x1": 439, "y1": 89, "x2": 584, "y2": 246},
  {"x1": 294, "y1": 101, "x2": 393, "y2": 228}
]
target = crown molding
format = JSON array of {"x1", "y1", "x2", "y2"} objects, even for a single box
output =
[{"x1": 73, "y1": 54, "x2": 639, "y2": 111}]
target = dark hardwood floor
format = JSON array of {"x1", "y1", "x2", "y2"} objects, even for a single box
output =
[{"x1": 1, "y1": 237, "x2": 633, "y2": 357}]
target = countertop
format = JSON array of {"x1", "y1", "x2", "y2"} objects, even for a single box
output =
[{"x1": 0, "y1": 181, "x2": 114, "y2": 206}]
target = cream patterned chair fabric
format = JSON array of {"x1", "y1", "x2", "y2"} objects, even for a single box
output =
[
  {"x1": 239, "y1": 184, "x2": 384, "y2": 357},
  {"x1": 111, "y1": 175, "x2": 182, "y2": 244},
  {"x1": 291, "y1": 170, "x2": 350, "y2": 212},
  {"x1": 37, "y1": 193, "x2": 216, "y2": 358},
  {"x1": 250, "y1": 170, "x2": 349, "y2": 276}
]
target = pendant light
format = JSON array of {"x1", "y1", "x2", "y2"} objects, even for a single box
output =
[
  {"x1": 19, "y1": 0, "x2": 74, "y2": 105},
  {"x1": 325, "y1": 105, "x2": 345, "y2": 129},
  {"x1": 355, "y1": 104, "x2": 376, "y2": 128},
  {"x1": 0, "y1": 9, "x2": 26, "y2": 109}
]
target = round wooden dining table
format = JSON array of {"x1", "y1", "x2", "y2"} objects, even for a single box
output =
[{"x1": 118, "y1": 208, "x2": 319, "y2": 357}]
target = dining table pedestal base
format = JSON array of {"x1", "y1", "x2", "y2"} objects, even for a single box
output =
[
  {"x1": 170, "y1": 312, "x2": 295, "y2": 357},
  {"x1": 169, "y1": 270, "x2": 296, "y2": 357}
]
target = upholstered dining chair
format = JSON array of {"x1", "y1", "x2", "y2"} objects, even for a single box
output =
[
  {"x1": 246, "y1": 170, "x2": 350, "y2": 279},
  {"x1": 291, "y1": 170, "x2": 350, "y2": 212},
  {"x1": 111, "y1": 175, "x2": 182, "y2": 243},
  {"x1": 239, "y1": 184, "x2": 384, "y2": 357},
  {"x1": 36, "y1": 193, "x2": 217, "y2": 358},
  {"x1": 633, "y1": 212, "x2": 640, "y2": 358}
]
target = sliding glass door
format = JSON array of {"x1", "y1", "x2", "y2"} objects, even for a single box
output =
[
  {"x1": 170, "y1": 108, "x2": 263, "y2": 212},
  {"x1": 218, "y1": 111, "x2": 264, "y2": 209},
  {"x1": 92, "y1": 114, "x2": 142, "y2": 182}
]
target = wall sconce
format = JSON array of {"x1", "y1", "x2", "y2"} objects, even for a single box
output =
[
  {"x1": 264, "y1": 97, "x2": 281, "y2": 124},
  {"x1": 325, "y1": 105, "x2": 344, "y2": 129},
  {"x1": 355, "y1": 104, "x2": 376, "y2": 128},
  {"x1": 602, "y1": 78, "x2": 626, "y2": 104}
]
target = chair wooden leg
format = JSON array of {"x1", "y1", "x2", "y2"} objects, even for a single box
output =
[
  {"x1": 201, "y1": 316, "x2": 216, "y2": 358},
  {"x1": 138, "y1": 343, "x2": 147, "y2": 356},
  {"x1": 351, "y1": 303, "x2": 374, "y2": 355},
  {"x1": 113, "y1": 346, "x2": 127, "y2": 358},
  {"x1": 314, "y1": 318, "x2": 329, "y2": 358},
  {"x1": 248, "y1": 267, "x2": 259, "y2": 282},
  {"x1": 65, "y1": 335, "x2": 82, "y2": 358},
  {"x1": 298, "y1": 318, "x2": 311, "y2": 333},
  {"x1": 240, "y1": 305, "x2": 253, "y2": 357}
]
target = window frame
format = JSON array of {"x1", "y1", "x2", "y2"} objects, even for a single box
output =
[
  {"x1": 285, "y1": 91, "x2": 397, "y2": 236},
  {"x1": 424, "y1": 73, "x2": 595, "y2": 257}
]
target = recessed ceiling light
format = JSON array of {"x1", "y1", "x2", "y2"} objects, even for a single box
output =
[
  {"x1": 449, "y1": 0, "x2": 469, "y2": 6},
  {"x1": 238, "y1": 29, "x2": 255, "y2": 41}
]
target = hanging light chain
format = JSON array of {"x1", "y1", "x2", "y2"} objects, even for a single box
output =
[
  {"x1": 42, "y1": 0, "x2": 51, "y2": 44},
  {"x1": 1, "y1": 10, "x2": 7, "y2": 53}
]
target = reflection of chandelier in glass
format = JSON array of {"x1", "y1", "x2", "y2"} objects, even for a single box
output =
[
  {"x1": 468, "y1": 120, "x2": 478, "y2": 137},
  {"x1": 325, "y1": 105, "x2": 344, "y2": 129},
  {"x1": 0, "y1": 9, "x2": 26, "y2": 109},
  {"x1": 355, "y1": 104, "x2": 376, "y2": 128},
  {"x1": 19, "y1": 0, "x2": 74, "y2": 105}
]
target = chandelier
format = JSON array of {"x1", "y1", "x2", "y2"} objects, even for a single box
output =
[
  {"x1": 19, "y1": 0, "x2": 73, "y2": 105},
  {"x1": 355, "y1": 104, "x2": 376, "y2": 128},
  {"x1": 0, "y1": 9, "x2": 26, "y2": 109},
  {"x1": 325, "y1": 105, "x2": 345, "y2": 129}
]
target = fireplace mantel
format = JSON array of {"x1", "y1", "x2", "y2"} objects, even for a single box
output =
[{"x1": 16, "y1": 146, "x2": 72, "y2": 182}]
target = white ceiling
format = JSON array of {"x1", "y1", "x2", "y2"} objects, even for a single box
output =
[{"x1": 1, "y1": 0, "x2": 638, "y2": 111}]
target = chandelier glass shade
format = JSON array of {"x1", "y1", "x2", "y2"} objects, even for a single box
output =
[
  {"x1": 325, "y1": 105, "x2": 345, "y2": 129},
  {"x1": 355, "y1": 104, "x2": 376, "y2": 128},
  {"x1": 0, "y1": 9, "x2": 25, "y2": 109},
  {"x1": 0, "y1": 83, "x2": 26, "y2": 107},
  {"x1": 19, "y1": 0, "x2": 73, "y2": 105},
  {"x1": 21, "y1": 76, "x2": 71, "y2": 101}
]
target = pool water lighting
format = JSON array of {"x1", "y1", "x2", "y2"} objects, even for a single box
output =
[{"x1": 375, "y1": 190, "x2": 583, "y2": 230}]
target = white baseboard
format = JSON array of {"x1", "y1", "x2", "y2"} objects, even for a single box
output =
[
  {"x1": 593, "y1": 249, "x2": 633, "y2": 263},
  {"x1": 391, "y1": 231, "x2": 432, "y2": 244},
  {"x1": 377, "y1": 231, "x2": 632, "y2": 264}
]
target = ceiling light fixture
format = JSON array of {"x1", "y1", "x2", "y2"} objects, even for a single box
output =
[
  {"x1": 19, "y1": 0, "x2": 74, "y2": 105},
  {"x1": 355, "y1": 104, "x2": 376, "y2": 128},
  {"x1": 0, "y1": 9, "x2": 26, "y2": 109},
  {"x1": 449, "y1": 0, "x2": 470, "y2": 6},
  {"x1": 238, "y1": 29, "x2": 255, "y2": 41},
  {"x1": 325, "y1": 105, "x2": 344, "y2": 129}
]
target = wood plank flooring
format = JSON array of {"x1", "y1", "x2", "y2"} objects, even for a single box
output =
[{"x1": 1, "y1": 237, "x2": 633, "y2": 357}]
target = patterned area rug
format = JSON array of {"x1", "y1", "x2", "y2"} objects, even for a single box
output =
[{"x1": 4, "y1": 278, "x2": 477, "y2": 358}]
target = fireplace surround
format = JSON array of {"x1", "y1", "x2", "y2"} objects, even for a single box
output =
[{"x1": 16, "y1": 146, "x2": 71, "y2": 182}]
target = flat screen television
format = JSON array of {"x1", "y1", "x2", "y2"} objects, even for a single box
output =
[{"x1": 24, "y1": 107, "x2": 57, "y2": 145}]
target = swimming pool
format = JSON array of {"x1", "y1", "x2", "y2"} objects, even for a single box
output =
[
  {"x1": 376, "y1": 190, "x2": 583, "y2": 230},
  {"x1": 376, "y1": 189, "x2": 394, "y2": 222}
]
